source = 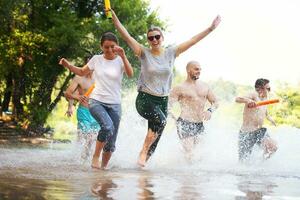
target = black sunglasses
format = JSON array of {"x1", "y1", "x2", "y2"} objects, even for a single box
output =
[
  {"x1": 266, "y1": 87, "x2": 271, "y2": 91},
  {"x1": 148, "y1": 34, "x2": 161, "y2": 41}
]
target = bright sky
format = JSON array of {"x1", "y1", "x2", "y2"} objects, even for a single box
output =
[{"x1": 149, "y1": 0, "x2": 300, "y2": 86}]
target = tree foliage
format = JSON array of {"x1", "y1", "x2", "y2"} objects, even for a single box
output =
[{"x1": 0, "y1": 0, "x2": 164, "y2": 134}]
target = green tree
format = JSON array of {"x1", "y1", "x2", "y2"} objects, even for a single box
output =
[
  {"x1": 269, "y1": 84, "x2": 300, "y2": 128},
  {"x1": 0, "y1": 0, "x2": 164, "y2": 134}
]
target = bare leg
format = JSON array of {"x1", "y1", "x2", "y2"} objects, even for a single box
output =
[
  {"x1": 181, "y1": 137, "x2": 195, "y2": 161},
  {"x1": 138, "y1": 129, "x2": 157, "y2": 167},
  {"x1": 81, "y1": 134, "x2": 93, "y2": 160},
  {"x1": 92, "y1": 140, "x2": 106, "y2": 169},
  {"x1": 101, "y1": 151, "x2": 112, "y2": 169},
  {"x1": 262, "y1": 138, "x2": 278, "y2": 159}
]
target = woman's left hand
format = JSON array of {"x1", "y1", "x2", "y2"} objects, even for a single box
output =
[{"x1": 210, "y1": 15, "x2": 221, "y2": 30}]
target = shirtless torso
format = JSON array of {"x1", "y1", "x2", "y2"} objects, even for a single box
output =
[
  {"x1": 240, "y1": 92, "x2": 268, "y2": 132},
  {"x1": 65, "y1": 74, "x2": 94, "y2": 107},
  {"x1": 171, "y1": 80, "x2": 215, "y2": 122}
]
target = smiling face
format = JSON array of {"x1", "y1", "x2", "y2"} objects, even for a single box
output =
[
  {"x1": 101, "y1": 40, "x2": 118, "y2": 60},
  {"x1": 186, "y1": 61, "x2": 201, "y2": 81},
  {"x1": 255, "y1": 78, "x2": 270, "y2": 98},
  {"x1": 147, "y1": 30, "x2": 163, "y2": 50},
  {"x1": 257, "y1": 83, "x2": 271, "y2": 98}
]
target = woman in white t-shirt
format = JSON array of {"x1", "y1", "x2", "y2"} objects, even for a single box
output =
[{"x1": 59, "y1": 32, "x2": 133, "y2": 169}]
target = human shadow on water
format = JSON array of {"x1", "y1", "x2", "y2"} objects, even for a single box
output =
[
  {"x1": 90, "y1": 177, "x2": 118, "y2": 200},
  {"x1": 235, "y1": 176, "x2": 277, "y2": 200}
]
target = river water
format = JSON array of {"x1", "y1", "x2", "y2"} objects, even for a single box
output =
[{"x1": 1, "y1": 95, "x2": 300, "y2": 199}]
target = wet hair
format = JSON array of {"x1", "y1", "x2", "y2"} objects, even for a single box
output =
[
  {"x1": 100, "y1": 32, "x2": 118, "y2": 46},
  {"x1": 147, "y1": 25, "x2": 163, "y2": 37},
  {"x1": 255, "y1": 78, "x2": 270, "y2": 91}
]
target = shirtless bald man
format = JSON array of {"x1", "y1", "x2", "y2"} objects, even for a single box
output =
[{"x1": 169, "y1": 61, "x2": 219, "y2": 160}]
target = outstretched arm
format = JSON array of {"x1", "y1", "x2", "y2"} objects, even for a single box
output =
[
  {"x1": 111, "y1": 9, "x2": 143, "y2": 57},
  {"x1": 235, "y1": 93, "x2": 256, "y2": 108},
  {"x1": 176, "y1": 15, "x2": 221, "y2": 57},
  {"x1": 59, "y1": 58, "x2": 91, "y2": 76}
]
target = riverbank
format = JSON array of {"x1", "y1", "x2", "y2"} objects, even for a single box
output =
[{"x1": 0, "y1": 119, "x2": 71, "y2": 144}]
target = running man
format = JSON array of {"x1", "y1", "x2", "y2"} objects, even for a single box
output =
[
  {"x1": 235, "y1": 78, "x2": 278, "y2": 161},
  {"x1": 65, "y1": 71, "x2": 100, "y2": 160},
  {"x1": 169, "y1": 61, "x2": 219, "y2": 160}
]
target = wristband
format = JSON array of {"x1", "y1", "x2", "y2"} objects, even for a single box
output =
[{"x1": 207, "y1": 108, "x2": 213, "y2": 113}]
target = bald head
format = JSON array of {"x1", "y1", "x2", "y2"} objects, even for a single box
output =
[
  {"x1": 186, "y1": 61, "x2": 200, "y2": 71},
  {"x1": 186, "y1": 61, "x2": 201, "y2": 81}
]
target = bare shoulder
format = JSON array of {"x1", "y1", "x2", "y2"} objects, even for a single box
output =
[
  {"x1": 248, "y1": 91, "x2": 258, "y2": 100},
  {"x1": 196, "y1": 80, "x2": 210, "y2": 91},
  {"x1": 73, "y1": 75, "x2": 81, "y2": 82}
]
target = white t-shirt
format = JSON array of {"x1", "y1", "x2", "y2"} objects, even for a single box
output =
[{"x1": 87, "y1": 55, "x2": 124, "y2": 104}]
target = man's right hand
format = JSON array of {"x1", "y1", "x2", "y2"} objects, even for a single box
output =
[
  {"x1": 78, "y1": 95, "x2": 89, "y2": 105},
  {"x1": 247, "y1": 99, "x2": 256, "y2": 108}
]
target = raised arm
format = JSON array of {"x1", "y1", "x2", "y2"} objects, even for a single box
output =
[
  {"x1": 176, "y1": 15, "x2": 221, "y2": 57},
  {"x1": 111, "y1": 9, "x2": 143, "y2": 57},
  {"x1": 59, "y1": 58, "x2": 91, "y2": 76}
]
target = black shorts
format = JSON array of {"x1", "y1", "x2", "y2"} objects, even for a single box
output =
[
  {"x1": 238, "y1": 127, "x2": 269, "y2": 161},
  {"x1": 176, "y1": 117, "x2": 205, "y2": 139}
]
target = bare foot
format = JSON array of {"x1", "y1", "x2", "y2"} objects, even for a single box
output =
[
  {"x1": 137, "y1": 152, "x2": 147, "y2": 167},
  {"x1": 91, "y1": 156, "x2": 101, "y2": 169}
]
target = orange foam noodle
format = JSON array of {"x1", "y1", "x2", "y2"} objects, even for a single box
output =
[
  {"x1": 84, "y1": 84, "x2": 95, "y2": 97},
  {"x1": 255, "y1": 99, "x2": 279, "y2": 107}
]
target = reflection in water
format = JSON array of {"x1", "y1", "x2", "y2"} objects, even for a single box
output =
[
  {"x1": 0, "y1": 176, "x2": 73, "y2": 200},
  {"x1": 175, "y1": 176, "x2": 202, "y2": 200},
  {"x1": 137, "y1": 176, "x2": 155, "y2": 200},
  {"x1": 91, "y1": 177, "x2": 118, "y2": 199},
  {"x1": 1, "y1": 93, "x2": 300, "y2": 200},
  {"x1": 235, "y1": 177, "x2": 277, "y2": 200}
]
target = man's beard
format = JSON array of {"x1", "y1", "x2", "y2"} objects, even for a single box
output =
[{"x1": 191, "y1": 75, "x2": 199, "y2": 80}]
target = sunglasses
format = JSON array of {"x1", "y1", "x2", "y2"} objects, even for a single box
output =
[
  {"x1": 147, "y1": 34, "x2": 161, "y2": 41},
  {"x1": 266, "y1": 87, "x2": 271, "y2": 92}
]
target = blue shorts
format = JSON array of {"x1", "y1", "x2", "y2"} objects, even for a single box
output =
[{"x1": 77, "y1": 105, "x2": 100, "y2": 133}]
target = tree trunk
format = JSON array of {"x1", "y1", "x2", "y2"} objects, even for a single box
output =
[{"x1": 1, "y1": 74, "x2": 13, "y2": 112}]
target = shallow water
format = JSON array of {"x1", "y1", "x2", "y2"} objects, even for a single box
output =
[
  {"x1": 1, "y1": 95, "x2": 300, "y2": 199},
  {"x1": 1, "y1": 124, "x2": 300, "y2": 200}
]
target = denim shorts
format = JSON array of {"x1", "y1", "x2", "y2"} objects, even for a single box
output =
[{"x1": 89, "y1": 98, "x2": 121, "y2": 152}]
